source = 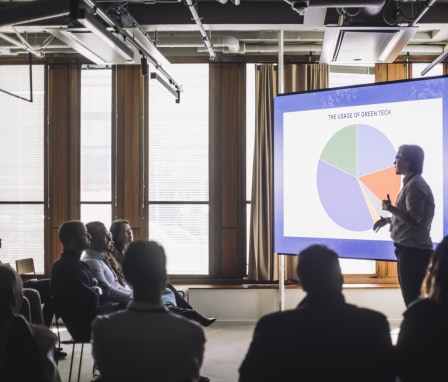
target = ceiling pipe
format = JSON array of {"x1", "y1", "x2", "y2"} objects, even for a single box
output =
[
  {"x1": 411, "y1": 0, "x2": 437, "y2": 26},
  {"x1": 0, "y1": 31, "x2": 43, "y2": 57},
  {"x1": 155, "y1": 34, "x2": 239, "y2": 53},
  {"x1": 184, "y1": 0, "x2": 216, "y2": 59},
  {"x1": 211, "y1": 42, "x2": 445, "y2": 55}
]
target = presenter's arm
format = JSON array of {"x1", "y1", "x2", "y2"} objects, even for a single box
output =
[
  {"x1": 382, "y1": 194, "x2": 416, "y2": 225},
  {"x1": 373, "y1": 216, "x2": 391, "y2": 232}
]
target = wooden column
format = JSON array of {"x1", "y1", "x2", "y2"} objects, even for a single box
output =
[
  {"x1": 112, "y1": 65, "x2": 147, "y2": 240},
  {"x1": 46, "y1": 61, "x2": 81, "y2": 270},
  {"x1": 209, "y1": 63, "x2": 246, "y2": 278}
]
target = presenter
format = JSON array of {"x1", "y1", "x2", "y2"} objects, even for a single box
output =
[{"x1": 373, "y1": 144, "x2": 434, "y2": 307}]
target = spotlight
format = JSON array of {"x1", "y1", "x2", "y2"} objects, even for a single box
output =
[{"x1": 141, "y1": 56, "x2": 149, "y2": 76}]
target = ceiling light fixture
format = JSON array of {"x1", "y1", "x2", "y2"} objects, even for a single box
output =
[{"x1": 150, "y1": 72, "x2": 181, "y2": 103}]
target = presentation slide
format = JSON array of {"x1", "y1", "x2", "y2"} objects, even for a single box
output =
[{"x1": 274, "y1": 76, "x2": 448, "y2": 260}]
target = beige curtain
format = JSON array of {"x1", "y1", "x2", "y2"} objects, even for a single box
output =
[{"x1": 248, "y1": 63, "x2": 329, "y2": 282}]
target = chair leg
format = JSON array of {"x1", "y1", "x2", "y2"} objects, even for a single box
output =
[
  {"x1": 54, "y1": 318, "x2": 61, "y2": 365},
  {"x1": 68, "y1": 342, "x2": 75, "y2": 382},
  {"x1": 76, "y1": 342, "x2": 84, "y2": 382}
]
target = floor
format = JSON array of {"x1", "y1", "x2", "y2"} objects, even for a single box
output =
[
  {"x1": 54, "y1": 321, "x2": 256, "y2": 382},
  {"x1": 55, "y1": 321, "x2": 401, "y2": 382}
]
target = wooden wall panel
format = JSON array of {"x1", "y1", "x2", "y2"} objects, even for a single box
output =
[
  {"x1": 209, "y1": 63, "x2": 246, "y2": 278},
  {"x1": 46, "y1": 62, "x2": 81, "y2": 269},
  {"x1": 375, "y1": 63, "x2": 410, "y2": 82},
  {"x1": 112, "y1": 65, "x2": 146, "y2": 239}
]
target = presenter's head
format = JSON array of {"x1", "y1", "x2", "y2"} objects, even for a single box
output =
[
  {"x1": 297, "y1": 245, "x2": 343, "y2": 295},
  {"x1": 395, "y1": 144, "x2": 424, "y2": 176}
]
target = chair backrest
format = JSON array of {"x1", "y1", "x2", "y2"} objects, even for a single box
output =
[{"x1": 15, "y1": 258, "x2": 36, "y2": 277}]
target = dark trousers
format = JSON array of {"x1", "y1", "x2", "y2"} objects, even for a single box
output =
[{"x1": 394, "y1": 243, "x2": 432, "y2": 307}]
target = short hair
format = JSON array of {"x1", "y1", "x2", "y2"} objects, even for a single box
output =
[
  {"x1": 122, "y1": 240, "x2": 167, "y2": 292},
  {"x1": 296, "y1": 245, "x2": 343, "y2": 294},
  {"x1": 0, "y1": 264, "x2": 23, "y2": 318},
  {"x1": 399, "y1": 144, "x2": 425, "y2": 175},
  {"x1": 422, "y1": 236, "x2": 448, "y2": 306},
  {"x1": 86, "y1": 221, "x2": 106, "y2": 240},
  {"x1": 58, "y1": 220, "x2": 84, "y2": 247},
  {"x1": 110, "y1": 219, "x2": 129, "y2": 250}
]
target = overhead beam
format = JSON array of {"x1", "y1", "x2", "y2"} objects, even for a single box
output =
[{"x1": 0, "y1": 0, "x2": 70, "y2": 27}]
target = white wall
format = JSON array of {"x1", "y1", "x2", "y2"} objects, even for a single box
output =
[{"x1": 188, "y1": 286, "x2": 406, "y2": 329}]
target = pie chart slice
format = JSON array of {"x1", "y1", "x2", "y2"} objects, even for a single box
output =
[
  {"x1": 317, "y1": 124, "x2": 400, "y2": 231},
  {"x1": 317, "y1": 160, "x2": 372, "y2": 231}
]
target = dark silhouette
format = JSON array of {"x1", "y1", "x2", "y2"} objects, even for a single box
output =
[
  {"x1": 50, "y1": 220, "x2": 117, "y2": 342},
  {"x1": 0, "y1": 264, "x2": 61, "y2": 382},
  {"x1": 396, "y1": 235, "x2": 448, "y2": 381},
  {"x1": 239, "y1": 245, "x2": 396, "y2": 382},
  {"x1": 92, "y1": 240, "x2": 206, "y2": 382}
]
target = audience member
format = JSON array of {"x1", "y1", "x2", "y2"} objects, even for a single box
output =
[
  {"x1": 109, "y1": 219, "x2": 133, "y2": 265},
  {"x1": 239, "y1": 244, "x2": 396, "y2": 382},
  {"x1": 108, "y1": 219, "x2": 216, "y2": 327},
  {"x1": 82, "y1": 221, "x2": 132, "y2": 307},
  {"x1": 0, "y1": 264, "x2": 61, "y2": 382},
  {"x1": 91, "y1": 240, "x2": 206, "y2": 382},
  {"x1": 50, "y1": 220, "x2": 117, "y2": 342},
  {"x1": 0, "y1": 262, "x2": 67, "y2": 360},
  {"x1": 396, "y1": 235, "x2": 448, "y2": 381}
]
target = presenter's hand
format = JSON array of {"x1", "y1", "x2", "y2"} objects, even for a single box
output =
[
  {"x1": 373, "y1": 217, "x2": 389, "y2": 232},
  {"x1": 382, "y1": 194, "x2": 392, "y2": 211}
]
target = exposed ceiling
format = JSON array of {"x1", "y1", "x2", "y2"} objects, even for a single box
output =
[{"x1": 0, "y1": 0, "x2": 448, "y2": 66}]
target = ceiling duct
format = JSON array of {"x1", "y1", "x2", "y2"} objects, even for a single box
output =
[
  {"x1": 288, "y1": 0, "x2": 386, "y2": 16},
  {"x1": 320, "y1": 26, "x2": 418, "y2": 63}
]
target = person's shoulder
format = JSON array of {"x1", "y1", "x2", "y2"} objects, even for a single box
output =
[
  {"x1": 92, "y1": 309, "x2": 126, "y2": 329},
  {"x1": 256, "y1": 309, "x2": 298, "y2": 328},
  {"x1": 168, "y1": 311, "x2": 205, "y2": 332},
  {"x1": 413, "y1": 174, "x2": 433, "y2": 192},
  {"x1": 30, "y1": 324, "x2": 57, "y2": 351},
  {"x1": 81, "y1": 250, "x2": 97, "y2": 261},
  {"x1": 345, "y1": 303, "x2": 388, "y2": 322},
  {"x1": 404, "y1": 297, "x2": 439, "y2": 316}
]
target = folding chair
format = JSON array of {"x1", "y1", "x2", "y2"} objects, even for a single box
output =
[{"x1": 15, "y1": 258, "x2": 36, "y2": 278}]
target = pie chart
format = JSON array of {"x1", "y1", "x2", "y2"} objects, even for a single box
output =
[{"x1": 317, "y1": 124, "x2": 401, "y2": 231}]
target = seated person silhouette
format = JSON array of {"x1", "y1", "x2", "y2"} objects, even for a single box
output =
[
  {"x1": 239, "y1": 244, "x2": 396, "y2": 382},
  {"x1": 50, "y1": 220, "x2": 118, "y2": 343},
  {"x1": 91, "y1": 240, "x2": 206, "y2": 382},
  {"x1": 82, "y1": 221, "x2": 133, "y2": 308},
  {"x1": 396, "y1": 235, "x2": 448, "y2": 381},
  {"x1": 88, "y1": 220, "x2": 215, "y2": 327},
  {"x1": 0, "y1": 264, "x2": 61, "y2": 382}
]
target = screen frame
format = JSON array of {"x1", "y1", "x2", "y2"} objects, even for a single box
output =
[{"x1": 274, "y1": 75, "x2": 448, "y2": 260}]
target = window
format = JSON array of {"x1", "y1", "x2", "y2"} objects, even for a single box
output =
[
  {"x1": 246, "y1": 64, "x2": 256, "y2": 274},
  {"x1": 80, "y1": 67, "x2": 112, "y2": 228},
  {"x1": 0, "y1": 65, "x2": 45, "y2": 273},
  {"x1": 412, "y1": 62, "x2": 443, "y2": 78},
  {"x1": 148, "y1": 64, "x2": 209, "y2": 275}
]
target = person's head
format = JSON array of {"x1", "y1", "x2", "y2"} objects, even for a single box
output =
[
  {"x1": 395, "y1": 145, "x2": 425, "y2": 175},
  {"x1": 58, "y1": 220, "x2": 91, "y2": 252},
  {"x1": 109, "y1": 219, "x2": 133, "y2": 251},
  {"x1": 422, "y1": 236, "x2": 448, "y2": 306},
  {"x1": 86, "y1": 221, "x2": 112, "y2": 253},
  {"x1": 122, "y1": 240, "x2": 167, "y2": 301},
  {"x1": 0, "y1": 264, "x2": 23, "y2": 318},
  {"x1": 296, "y1": 245, "x2": 343, "y2": 295}
]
